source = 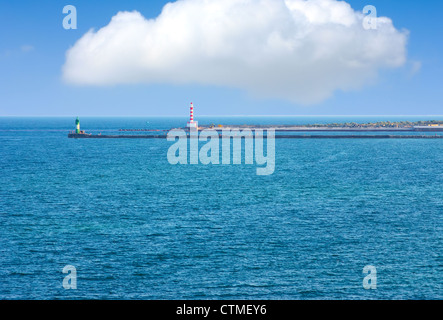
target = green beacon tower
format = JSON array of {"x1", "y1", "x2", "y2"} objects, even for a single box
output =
[{"x1": 75, "y1": 117, "x2": 80, "y2": 134}]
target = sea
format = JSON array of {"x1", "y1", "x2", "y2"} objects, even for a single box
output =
[{"x1": 0, "y1": 116, "x2": 442, "y2": 300}]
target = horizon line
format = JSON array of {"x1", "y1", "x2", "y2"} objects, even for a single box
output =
[{"x1": 2, "y1": 115, "x2": 443, "y2": 118}]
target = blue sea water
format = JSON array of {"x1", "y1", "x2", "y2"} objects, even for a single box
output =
[{"x1": 0, "y1": 116, "x2": 442, "y2": 300}]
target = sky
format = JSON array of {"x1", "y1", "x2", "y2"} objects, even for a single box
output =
[{"x1": 0, "y1": 0, "x2": 442, "y2": 116}]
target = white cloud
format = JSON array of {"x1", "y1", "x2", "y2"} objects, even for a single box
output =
[
  {"x1": 21, "y1": 45, "x2": 34, "y2": 52},
  {"x1": 409, "y1": 60, "x2": 422, "y2": 77},
  {"x1": 62, "y1": 0, "x2": 408, "y2": 104}
]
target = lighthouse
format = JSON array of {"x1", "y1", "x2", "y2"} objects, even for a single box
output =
[
  {"x1": 75, "y1": 117, "x2": 80, "y2": 133},
  {"x1": 186, "y1": 102, "x2": 198, "y2": 131}
]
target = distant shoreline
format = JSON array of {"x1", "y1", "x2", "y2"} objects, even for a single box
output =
[
  {"x1": 68, "y1": 133, "x2": 443, "y2": 139},
  {"x1": 116, "y1": 120, "x2": 443, "y2": 132},
  {"x1": 194, "y1": 120, "x2": 443, "y2": 130}
]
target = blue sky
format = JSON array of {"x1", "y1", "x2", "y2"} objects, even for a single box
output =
[{"x1": 0, "y1": 0, "x2": 442, "y2": 116}]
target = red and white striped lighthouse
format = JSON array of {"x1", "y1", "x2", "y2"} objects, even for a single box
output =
[{"x1": 187, "y1": 102, "x2": 198, "y2": 131}]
